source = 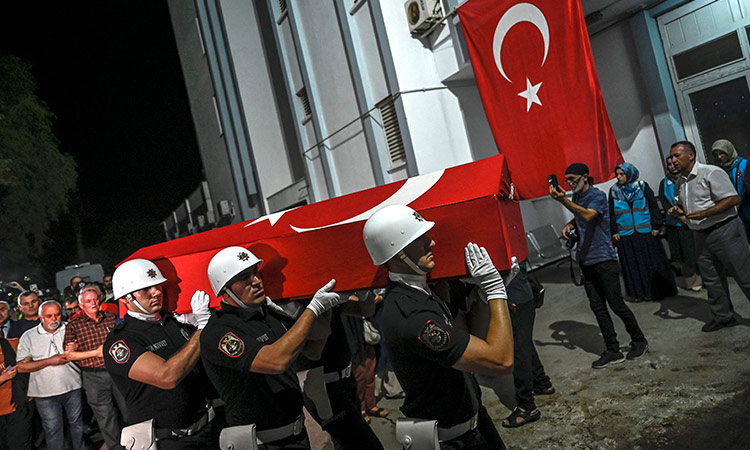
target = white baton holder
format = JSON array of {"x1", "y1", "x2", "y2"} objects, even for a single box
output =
[
  {"x1": 121, "y1": 419, "x2": 157, "y2": 450},
  {"x1": 220, "y1": 424, "x2": 259, "y2": 450},
  {"x1": 396, "y1": 418, "x2": 440, "y2": 450},
  {"x1": 504, "y1": 256, "x2": 520, "y2": 285}
]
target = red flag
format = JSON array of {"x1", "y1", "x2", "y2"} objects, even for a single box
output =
[
  {"x1": 123, "y1": 155, "x2": 527, "y2": 312},
  {"x1": 457, "y1": 0, "x2": 623, "y2": 198}
]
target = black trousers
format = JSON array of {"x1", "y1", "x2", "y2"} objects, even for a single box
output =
[
  {"x1": 0, "y1": 404, "x2": 33, "y2": 450},
  {"x1": 306, "y1": 376, "x2": 384, "y2": 450},
  {"x1": 509, "y1": 301, "x2": 552, "y2": 411},
  {"x1": 580, "y1": 260, "x2": 646, "y2": 353},
  {"x1": 441, "y1": 405, "x2": 505, "y2": 450}
]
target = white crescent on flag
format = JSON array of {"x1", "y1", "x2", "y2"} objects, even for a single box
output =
[
  {"x1": 289, "y1": 170, "x2": 445, "y2": 233},
  {"x1": 493, "y1": 2, "x2": 550, "y2": 83}
]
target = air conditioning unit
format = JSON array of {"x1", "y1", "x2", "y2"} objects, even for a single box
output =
[{"x1": 404, "y1": 0, "x2": 442, "y2": 35}]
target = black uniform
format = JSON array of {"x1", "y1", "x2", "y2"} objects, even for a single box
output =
[
  {"x1": 103, "y1": 315, "x2": 218, "y2": 450},
  {"x1": 382, "y1": 281, "x2": 505, "y2": 450},
  {"x1": 297, "y1": 308, "x2": 384, "y2": 450},
  {"x1": 200, "y1": 302, "x2": 310, "y2": 449}
]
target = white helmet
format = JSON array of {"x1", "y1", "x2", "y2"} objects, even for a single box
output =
[
  {"x1": 207, "y1": 246, "x2": 263, "y2": 296},
  {"x1": 363, "y1": 205, "x2": 434, "y2": 265},
  {"x1": 113, "y1": 259, "x2": 167, "y2": 300}
]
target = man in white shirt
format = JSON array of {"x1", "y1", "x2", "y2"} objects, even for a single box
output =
[
  {"x1": 669, "y1": 140, "x2": 750, "y2": 332},
  {"x1": 17, "y1": 301, "x2": 84, "y2": 450}
]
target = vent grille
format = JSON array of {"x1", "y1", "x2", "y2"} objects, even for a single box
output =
[
  {"x1": 297, "y1": 88, "x2": 312, "y2": 120},
  {"x1": 278, "y1": 0, "x2": 288, "y2": 15},
  {"x1": 378, "y1": 99, "x2": 405, "y2": 165}
]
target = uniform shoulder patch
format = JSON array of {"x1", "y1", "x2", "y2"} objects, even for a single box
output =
[
  {"x1": 219, "y1": 332, "x2": 245, "y2": 358},
  {"x1": 109, "y1": 340, "x2": 130, "y2": 364},
  {"x1": 418, "y1": 320, "x2": 450, "y2": 351}
]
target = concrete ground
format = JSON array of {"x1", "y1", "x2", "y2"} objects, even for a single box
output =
[{"x1": 308, "y1": 261, "x2": 750, "y2": 449}]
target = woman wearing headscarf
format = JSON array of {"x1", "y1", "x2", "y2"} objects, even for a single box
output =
[
  {"x1": 609, "y1": 163, "x2": 677, "y2": 301},
  {"x1": 658, "y1": 156, "x2": 702, "y2": 291},
  {"x1": 711, "y1": 139, "x2": 750, "y2": 240}
]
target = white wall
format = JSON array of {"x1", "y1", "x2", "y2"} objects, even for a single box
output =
[
  {"x1": 591, "y1": 22, "x2": 666, "y2": 189},
  {"x1": 220, "y1": 0, "x2": 295, "y2": 212},
  {"x1": 379, "y1": 1, "x2": 474, "y2": 174}
]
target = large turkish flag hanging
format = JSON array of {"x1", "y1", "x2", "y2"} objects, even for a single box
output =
[
  {"x1": 457, "y1": 0, "x2": 623, "y2": 199},
  {"x1": 123, "y1": 155, "x2": 526, "y2": 313}
]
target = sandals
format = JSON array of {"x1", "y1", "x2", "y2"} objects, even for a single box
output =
[
  {"x1": 502, "y1": 407, "x2": 541, "y2": 428},
  {"x1": 533, "y1": 385, "x2": 556, "y2": 396},
  {"x1": 366, "y1": 407, "x2": 389, "y2": 418},
  {"x1": 360, "y1": 411, "x2": 371, "y2": 424},
  {"x1": 385, "y1": 391, "x2": 406, "y2": 400}
]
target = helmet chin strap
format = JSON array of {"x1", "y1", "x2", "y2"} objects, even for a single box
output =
[
  {"x1": 397, "y1": 250, "x2": 428, "y2": 276},
  {"x1": 225, "y1": 289, "x2": 252, "y2": 310},
  {"x1": 126, "y1": 294, "x2": 161, "y2": 322}
]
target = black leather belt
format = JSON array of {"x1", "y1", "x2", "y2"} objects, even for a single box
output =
[
  {"x1": 155, "y1": 406, "x2": 215, "y2": 440},
  {"x1": 696, "y1": 216, "x2": 736, "y2": 234}
]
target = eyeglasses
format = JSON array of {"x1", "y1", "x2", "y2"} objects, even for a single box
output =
[{"x1": 564, "y1": 175, "x2": 583, "y2": 186}]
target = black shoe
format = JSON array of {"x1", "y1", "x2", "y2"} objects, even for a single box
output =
[
  {"x1": 592, "y1": 351, "x2": 625, "y2": 369},
  {"x1": 701, "y1": 317, "x2": 738, "y2": 332},
  {"x1": 626, "y1": 341, "x2": 649, "y2": 360}
]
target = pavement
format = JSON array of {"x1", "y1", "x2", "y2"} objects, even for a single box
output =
[{"x1": 308, "y1": 261, "x2": 750, "y2": 449}]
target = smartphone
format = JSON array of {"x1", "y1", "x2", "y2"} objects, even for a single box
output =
[{"x1": 548, "y1": 174, "x2": 559, "y2": 189}]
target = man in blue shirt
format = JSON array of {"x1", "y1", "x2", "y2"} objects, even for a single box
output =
[{"x1": 550, "y1": 163, "x2": 648, "y2": 369}]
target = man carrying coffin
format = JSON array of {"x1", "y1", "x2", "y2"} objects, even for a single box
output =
[
  {"x1": 362, "y1": 205, "x2": 514, "y2": 449},
  {"x1": 201, "y1": 246, "x2": 346, "y2": 450}
]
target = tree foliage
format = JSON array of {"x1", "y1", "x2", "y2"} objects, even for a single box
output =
[{"x1": 0, "y1": 55, "x2": 77, "y2": 266}]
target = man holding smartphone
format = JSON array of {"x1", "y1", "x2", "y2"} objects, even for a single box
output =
[{"x1": 549, "y1": 163, "x2": 648, "y2": 369}]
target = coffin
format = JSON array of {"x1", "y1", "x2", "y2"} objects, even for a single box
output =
[{"x1": 123, "y1": 155, "x2": 528, "y2": 312}]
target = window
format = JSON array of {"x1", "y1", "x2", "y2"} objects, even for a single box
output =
[{"x1": 673, "y1": 32, "x2": 743, "y2": 80}]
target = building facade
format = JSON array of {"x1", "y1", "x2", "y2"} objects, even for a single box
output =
[{"x1": 163, "y1": 0, "x2": 750, "y2": 249}]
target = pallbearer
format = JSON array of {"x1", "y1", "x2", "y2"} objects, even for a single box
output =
[{"x1": 363, "y1": 205, "x2": 514, "y2": 450}]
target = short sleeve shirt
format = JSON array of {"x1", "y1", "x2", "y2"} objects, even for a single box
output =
[
  {"x1": 676, "y1": 162, "x2": 738, "y2": 230},
  {"x1": 16, "y1": 324, "x2": 81, "y2": 398},
  {"x1": 103, "y1": 315, "x2": 208, "y2": 429},
  {"x1": 382, "y1": 281, "x2": 479, "y2": 428},
  {"x1": 572, "y1": 186, "x2": 617, "y2": 266},
  {"x1": 199, "y1": 303, "x2": 303, "y2": 429}
]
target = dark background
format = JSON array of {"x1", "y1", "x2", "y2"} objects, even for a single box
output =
[{"x1": 0, "y1": 2, "x2": 202, "y2": 281}]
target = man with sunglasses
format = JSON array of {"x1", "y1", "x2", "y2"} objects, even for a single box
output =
[
  {"x1": 8, "y1": 291, "x2": 41, "y2": 339},
  {"x1": 550, "y1": 163, "x2": 648, "y2": 369},
  {"x1": 63, "y1": 287, "x2": 123, "y2": 450}
]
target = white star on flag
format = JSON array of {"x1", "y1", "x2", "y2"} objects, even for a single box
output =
[{"x1": 517, "y1": 78, "x2": 542, "y2": 112}]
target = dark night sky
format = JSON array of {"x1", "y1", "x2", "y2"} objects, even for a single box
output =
[{"x1": 0, "y1": 1, "x2": 202, "y2": 221}]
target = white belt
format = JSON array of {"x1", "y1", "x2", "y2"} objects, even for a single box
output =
[
  {"x1": 437, "y1": 413, "x2": 478, "y2": 442},
  {"x1": 323, "y1": 363, "x2": 352, "y2": 383},
  {"x1": 255, "y1": 415, "x2": 304, "y2": 444}
]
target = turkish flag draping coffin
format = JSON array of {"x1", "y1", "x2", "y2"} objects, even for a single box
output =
[
  {"x1": 123, "y1": 155, "x2": 527, "y2": 313},
  {"x1": 457, "y1": 0, "x2": 623, "y2": 199}
]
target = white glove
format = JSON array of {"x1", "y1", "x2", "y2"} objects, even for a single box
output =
[
  {"x1": 465, "y1": 243, "x2": 507, "y2": 301},
  {"x1": 504, "y1": 256, "x2": 520, "y2": 286},
  {"x1": 191, "y1": 290, "x2": 211, "y2": 329},
  {"x1": 173, "y1": 312, "x2": 197, "y2": 327},
  {"x1": 306, "y1": 279, "x2": 346, "y2": 317}
]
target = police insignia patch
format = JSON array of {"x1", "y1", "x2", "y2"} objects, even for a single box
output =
[
  {"x1": 146, "y1": 269, "x2": 157, "y2": 279},
  {"x1": 419, "y1": 320, "x2": 450, "y2": 351},
  {"x1": 219, "y1": 332, "x2": 245, "y2": 358},
  {"x1": 109, "y1": 340, "x2": 130, "y2": 364}
]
